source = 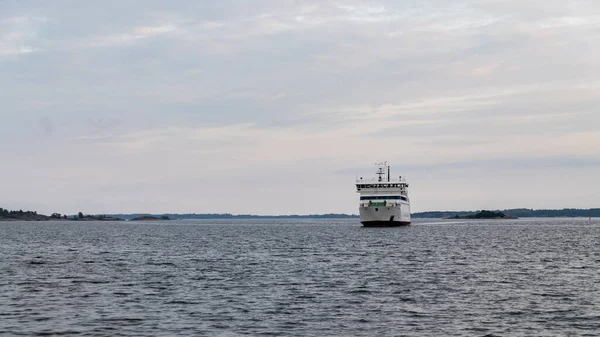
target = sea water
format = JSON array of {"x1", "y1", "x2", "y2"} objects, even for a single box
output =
[{"x1": 1, "y1": 218, "x2": 599, "y2": 336}]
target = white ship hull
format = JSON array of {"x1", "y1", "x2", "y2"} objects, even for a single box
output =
[
  {"x1": 359, "y1": 203, "x2": 411, "y2": 226},
  {"x1": 356, "y1": 163, "x2": 411, "y2": 227}
]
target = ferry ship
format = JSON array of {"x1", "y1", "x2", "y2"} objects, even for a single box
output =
[{"x1": 356, "y1": 163, "x2": 411, "y2": 226}]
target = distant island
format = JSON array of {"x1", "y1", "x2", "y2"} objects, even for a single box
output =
[
  {"x1": 130, "y1": 216, "x2": 171, "y2": 221},
  {"x1": 0, "y1": 208, "x2": 123, "y2": 221},
  {"x1": 447, "y1": 210, "x2": 517, "y2": 220},
  {"x1": 104, "y1": 209, "x2": 598, "y2": 220},
  {"x1": 413, "y1": 208, "x2": 600, "y2": 218},
  {"x1": 105, "y1": 213, "x2": 358, "y2": 220},
  {"x1": 1, "y1": 207, "x2": 598, "y2": 222}
]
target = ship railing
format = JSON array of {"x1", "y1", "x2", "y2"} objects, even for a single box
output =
[
  {"x1": 355, "y1": 177, "x2": 407, "y2": 183},
  {"x1": 360, "y1": 201, "x2": 406, "y2": 207}
]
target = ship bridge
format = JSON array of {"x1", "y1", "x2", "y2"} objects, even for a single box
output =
[
  {"x1": 355, "y1": 163, "x2": 409, "y2": 198},
  {"x1": 356, "y1": 178, "x2": 409, "y2": 192}
]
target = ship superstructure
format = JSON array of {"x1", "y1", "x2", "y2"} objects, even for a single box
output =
[{"x1": 356, "y1": 162, "x2": 411, "y2": 226}]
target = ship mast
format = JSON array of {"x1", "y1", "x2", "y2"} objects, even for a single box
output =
[{"x1": 375, "y1": 161, "x2": 388, "y2": 182}]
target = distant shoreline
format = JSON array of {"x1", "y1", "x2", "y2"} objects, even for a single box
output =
[
  {"x1": 444, "y1": 210, "x2": 517, "y2": 220},
  {"x1": 103, "y1": 209, "x2": 599, "y2": 220},
  {"x1": 1, "y1": 208, "x2": 599, "y2": 221}
]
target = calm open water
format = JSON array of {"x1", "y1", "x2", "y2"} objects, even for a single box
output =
[{"x1": 1, "y1": 218, "x2": 599, "y2": 336}]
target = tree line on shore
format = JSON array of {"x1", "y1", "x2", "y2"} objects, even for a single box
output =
[
  {"x1": 0, "y1": 208, "x2": 121, "y2": 221},
  {"x1": 412, "y1": 208, "x2": 600, "y2": 218},
  {"x1": 2, "y1": 207, "x2": 599, "y2": 221},
  {"x1": 104, "y1": 213, "x2": 359, "y2": 220}
]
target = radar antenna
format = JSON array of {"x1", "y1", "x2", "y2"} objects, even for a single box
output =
[{"x1": 375, "y1": 161, "x2": 387, "y2": 182}]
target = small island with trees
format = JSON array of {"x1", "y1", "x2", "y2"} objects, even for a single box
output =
[
  {"x1": 0, "y1": 208, "x2": 123, "y2": 221},
  {"x1": 129, "y1": 216, "x2": 171, "y2": 221},
  {"x1": 448, "y1": 210, "x2": 517, "y2": 220}
]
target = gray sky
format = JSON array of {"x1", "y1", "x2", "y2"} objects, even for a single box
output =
[{"x1": 1, "y1": 1, "x2": 599, "y2": 215}]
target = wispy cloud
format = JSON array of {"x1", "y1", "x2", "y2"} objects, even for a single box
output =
[
  {"x1": 2, "y1": 0, "x2": 600, "y2": 213},
  {"x1": 81, "y1": 23, "x2": 178, "y2": 48},
  {"x1": 0, "y1": 16, "x2": 45, "y2": 56}
]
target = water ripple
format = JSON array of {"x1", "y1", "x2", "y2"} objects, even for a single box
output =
[{"x1": 1, "y1": 218, "x2": 599, "y2": 336}]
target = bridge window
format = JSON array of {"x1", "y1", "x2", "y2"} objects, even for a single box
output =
[{"x1": 360, "y1": 196, "x2": 408, "y2": 201}]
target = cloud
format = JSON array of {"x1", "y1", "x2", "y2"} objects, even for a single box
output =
[
  {"x1": 0, "y1": 16, "x2": 45, "y2": 56},
  {"x1": 2, "y1": 0, "x2": 600, "y2": 214},
  {"x1": 80, "y1": 23, "x2": 178, "y2": 48}
]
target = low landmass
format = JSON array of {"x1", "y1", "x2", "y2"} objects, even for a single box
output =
[
  {"x1": 105, "y1": 213, "x2": 359, "y2": 220},
  {"x1": 2, "y1": 207, "x2": 598, "y2": 222},
  {"x1": 76, "y1": 215, "x2": 124, "y2": 221},
  {"x1": 0, "y1": 208, "x2": 48, "y2": 221},
  {"x1": 0, "y1": 209, "x2": 358, "y2": 221},
  {"x1": 0, "y1": 208, "x2": 123, "y2": 221},
  {"x1": 447, "y1": 210, "x2": 517, "y2": 220},
  {"x1": 107, "y1": 209, "x2": 598, "y2": 220},
  {"x1": 130, "y1": 216, "x2": 171, "y2": 221},
  {"x1": 413, "y1": 208, "x2": 600, "y2": 218}
]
